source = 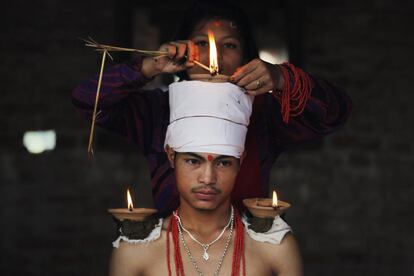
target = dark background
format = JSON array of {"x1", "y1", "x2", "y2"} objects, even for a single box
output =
[{"x1": 1, "y1": 0, "x2": 413, "y2": 275}]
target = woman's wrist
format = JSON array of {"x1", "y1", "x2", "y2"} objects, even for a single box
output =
[
  {"x1": 273, "y1": 64, "x2": 285, "y2": 91},
  {"x1": 141, "y1": 57, "x2": 161, "y2": 79}
]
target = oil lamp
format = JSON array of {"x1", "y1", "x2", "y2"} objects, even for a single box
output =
[
  {"x1": 243, "y1": 190, "x2": 291, "y2": 219},
  {"x1": 108, "y1": 189, "x2": 157, "y2": 221}
]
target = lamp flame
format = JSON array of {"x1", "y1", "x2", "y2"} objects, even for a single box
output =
[
  {"x1": 208, "y1": 30, "x2": 219, "y2": 75},
  {"x1": 127, "y1": 189, "x2": 134, "y2": 211},
  {"x1": 272, "y1": 190, "x2": 278, "y2": 208}
]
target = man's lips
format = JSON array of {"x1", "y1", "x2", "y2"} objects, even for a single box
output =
[
  {"x1": 194, "y1": 188, "x2": 218, "y2": 194},
  {"x1": 193, "y1": 189, "x2": 219, "y2": 200}
]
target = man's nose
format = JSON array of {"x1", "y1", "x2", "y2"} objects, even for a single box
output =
[{"x1": 198, "y1": 164, "x2": 217, "y2": 185}]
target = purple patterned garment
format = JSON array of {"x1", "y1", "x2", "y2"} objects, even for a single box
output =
[{"x1": 72, "y1": 57, "x2": 352, "y2": 217}]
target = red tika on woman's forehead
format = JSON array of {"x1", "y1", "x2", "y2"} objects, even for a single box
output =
[{"x1": 207, "y1": 155, "x2": 214, "y2": 161}]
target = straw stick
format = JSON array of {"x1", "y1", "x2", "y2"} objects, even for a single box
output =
[
  {"x1": 82, "y1": 37, "x2": 210, "y2": 72},
  {"x1": 87, "y1": 50, "x2": 107, "y2": 159},
  {"x1": 192, "y1": 60, "x2": 210, "y2": 71}
]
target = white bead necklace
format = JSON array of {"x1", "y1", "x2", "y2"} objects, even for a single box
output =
[
  {"x1": 175, "y1": 207, "x2": 234, "y2": 276},
  {"x1": 173, "y1": 206, "x2": 234, "y2": 261}
]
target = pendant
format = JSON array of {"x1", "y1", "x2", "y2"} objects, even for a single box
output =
[
  {"x1": 203, "y1": 251, "x2": 209, "y2": 261},
  {"x1": 202, "y1": 246, "x2": 209, "y2": 261}
]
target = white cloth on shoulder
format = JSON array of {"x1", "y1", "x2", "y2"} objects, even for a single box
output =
[
  {"x1": 112, "y1": 215, "x2": 291, "y2": 248},
  {"x1": 241, "y1": 215, "x2": 292, "y2": 244},
  {"x1": 112, "y1": 218, "x2": 163, "y2": 248}
]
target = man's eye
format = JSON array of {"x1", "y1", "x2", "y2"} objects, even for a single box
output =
[
  {"x1": 195, "y1": 40, "x2": 208, "y2": 47},
  {"x1": 185, "y1": 159, "x2": 200, "y2": 165},
  {"x1": 217, "y1": 160, "x2": 233, "y2": 168}
]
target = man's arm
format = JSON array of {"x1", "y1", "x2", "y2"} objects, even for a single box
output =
[
  {"x1": 268, "y1": 233, "x2": 303, "y2": 276},
  {"x1": 109, "y1": 242, "x2": 143, "y2": 276}
]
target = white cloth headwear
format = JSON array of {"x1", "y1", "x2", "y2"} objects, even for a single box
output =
[{"x1": 164, "y1": 81, "x2": 254, "y2": 158}]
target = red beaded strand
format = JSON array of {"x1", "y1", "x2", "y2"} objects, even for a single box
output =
[
  {"x1": 240, "y1": 215, "x2": 246, "y2": 276},
  {"x1": 173, "y1": 216, "x2": 185, "y2": 276},
  {"x1": 167, "y1": 215, "x2": 185, "y2": 276},
  {"x1": 166, "y1": 219, "x2": 172, "y2": 276},
  {"x1": 278, "y1": 62, "x2": 313, "y2": 124},
  {"x1": 231, "y1": 210, "x2": 246, "y2": 276}
]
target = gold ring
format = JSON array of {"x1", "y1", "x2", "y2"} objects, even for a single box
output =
[{"x1": 256, "y1": 80, "x2": 262, "y2": 89}]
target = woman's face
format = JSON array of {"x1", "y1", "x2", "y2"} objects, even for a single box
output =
[{"x1": 188, "y1": 19, "x2": 244, "y2": 76}]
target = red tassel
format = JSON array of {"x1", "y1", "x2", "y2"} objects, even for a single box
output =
[{"x1": 278, "y1": 62, "x2": 313, "y2": 124}]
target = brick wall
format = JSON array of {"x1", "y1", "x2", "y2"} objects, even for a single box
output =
[
  {"x1": 1, "y1": 0, "x2": 413, "y2": 275},
  {"x1": 275, "y1": 1, "x2": 414, "y2": 275}
]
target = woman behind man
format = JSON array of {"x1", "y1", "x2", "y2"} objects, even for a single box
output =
[{"x1": 72, "y1": 1, "x2": 352, "y2": 217}]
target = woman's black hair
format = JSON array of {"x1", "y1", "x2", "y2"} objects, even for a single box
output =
[{"x1": 174, "y1": 0, "x2": 259, "y2": 80}]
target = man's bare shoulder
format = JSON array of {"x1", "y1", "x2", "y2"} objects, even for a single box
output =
[
  {"x1": 246, "y1": 232, "x2": 303, "y2": 276},
  {"x1": 109, "y1": 218, "x2": 170, "y2": 276}
]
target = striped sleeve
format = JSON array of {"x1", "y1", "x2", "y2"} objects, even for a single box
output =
[{"x1": 71, "y1": 57, "x2": 168, "y2": 152}]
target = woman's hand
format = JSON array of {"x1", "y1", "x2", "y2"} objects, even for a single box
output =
[
  {"x1": 142, "y1": 40, "x2": 198, "y2": 78},
  {"x1": 229, "y1": 58, "x2": 284, "y2": 96}
]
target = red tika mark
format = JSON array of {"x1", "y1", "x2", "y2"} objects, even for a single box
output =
[{"x1": 207, "y1": 155, "x2": 214, "y2": 161}]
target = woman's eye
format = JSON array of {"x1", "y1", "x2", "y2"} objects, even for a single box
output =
[
  {"x1": 223, "y1": 43, "x2": 237, "y2": 49},
  {"x1": 195, "y1": 40, "x2": 208, "y2": 47}
]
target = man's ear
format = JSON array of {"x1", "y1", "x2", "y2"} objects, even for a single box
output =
[
  {"x1": 165, "y1": 145, "x2": 175, "y2": 168},
  {"x1": 239, "y1": 150, "x2": 247, "y2": 166}
]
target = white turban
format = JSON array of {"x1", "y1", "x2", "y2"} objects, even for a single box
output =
[{"x1": 164, "y1": 81, "x2": 254, "y2": 158}]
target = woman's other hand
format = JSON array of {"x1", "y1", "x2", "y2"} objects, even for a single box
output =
[{"x1": 229, "y1": 58, "x2": 284, "y2": 96}]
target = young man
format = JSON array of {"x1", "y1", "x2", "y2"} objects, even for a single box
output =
[
  {"x1": 109, "y1": 151, "x2": 302, "y2": 276},
  {"x1": 109, "y1": 75, "x2": 302, "y2": 276}
]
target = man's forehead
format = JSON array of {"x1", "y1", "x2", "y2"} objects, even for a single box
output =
[{"x1": 179, "y1": 152, "x2": 235, "y2": 160}]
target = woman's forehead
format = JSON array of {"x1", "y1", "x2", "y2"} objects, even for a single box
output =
[{"x1": 190, "y1": 19, "x2": 240, "y2": 38}]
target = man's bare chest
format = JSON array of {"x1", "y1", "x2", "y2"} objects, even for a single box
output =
[{"x1": 141, "y1": 243, "x2": 273, "y2": 276}]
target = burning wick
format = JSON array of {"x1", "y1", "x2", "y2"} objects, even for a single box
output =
[
  {"x1": 127, "y1": 189, "x2": 134, "y2": 212},
  {"x1": 272, "y1": 190, "x2": 278, "y2": 209},
  {"x1": 208, "y1": 30, "x2": 219, "y2": 76}
]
